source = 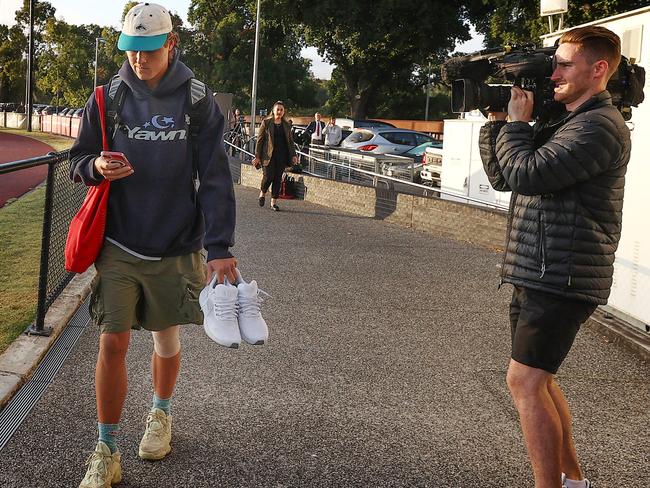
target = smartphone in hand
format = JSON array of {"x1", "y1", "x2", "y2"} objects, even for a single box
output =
[{"x1": 100, "y1": 151, "x2": 133, "y2": 171}]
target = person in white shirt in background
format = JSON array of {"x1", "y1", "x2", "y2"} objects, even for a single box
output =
[{"x1": 324, "y1": 116, "x2": 342, "y2": 146}]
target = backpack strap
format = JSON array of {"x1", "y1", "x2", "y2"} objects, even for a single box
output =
[
  {"x1": 186, "y1": 78, "x2": 208, "y2": 203},
  {"x1": 105, "y1": 75, "x2": 128, "y2": 143}
]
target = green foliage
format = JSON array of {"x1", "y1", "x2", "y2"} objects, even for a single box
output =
[
  {"x1": 295, "y1": 1, "x2": 472, "y2": 119},
  {"x1": 0, "y1": 25, "x2": 27, "y2": 101},
  {"x1": 37, "y1": 20, "x2": 122, "y2": 107},
  {"x1": 2, "y1": 0, "x2": 644, "y2": 117},
  {"x1": 121, "y1": 2, "x2": 139, "y2": 22},
  {"x1": 467, "y1": 0, "x2": 648, "y2": 48},
  {"x1": 0, "y1": 0, "x2": 56, "y2": 103},
  {"x1": 325, "y1": 65, "x2": 452, "y2": 121},
  {"x1": 186, "y1": 0, "x2": 319, "y2": 113}
]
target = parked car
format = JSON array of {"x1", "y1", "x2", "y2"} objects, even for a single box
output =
[
  {"x1": 335, "y1": 118, "x2": 395, "y2": 130},
  {"x1": 419, "y1": 145, "x2": 444, "y2": 186},
  {"x1": 341, "y1": 127, "x2": 435, "y2": 155},
  {"x1": 291, "y1": 125, "x2": 310, "y2": 147},
  {"x1": 378, "y1": 142, "x2": 441, "y2": 184},
  {"x1": 401, "y1": 140, "x2": 442, "y2": 163},
  {"x1": 72, "y1": 108, "x2": 84, "y2": 117}
]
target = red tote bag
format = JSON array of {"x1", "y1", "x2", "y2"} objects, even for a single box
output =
[{"x1": 64, "y1": 86, "x2": 111, "y2": 273}]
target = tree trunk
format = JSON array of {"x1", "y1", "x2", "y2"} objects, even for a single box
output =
[
  {"x1": 350, "y1": 94, "x2": 371, "y2": 120},
  {"x1": 343, "y1": 69, "x2": 373, "y2": 119}
]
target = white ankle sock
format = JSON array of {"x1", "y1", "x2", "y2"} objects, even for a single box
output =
[{"x1": 564, "y1": 477, "x2": 588, "y2": 488}]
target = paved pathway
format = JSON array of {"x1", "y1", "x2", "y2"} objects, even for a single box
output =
[
  {"x1": 0, "y1": 186, "x2": 648, "y2": 487},
  {"x1": 0, "y1": 131, "x2": 53, "y2": 207}
]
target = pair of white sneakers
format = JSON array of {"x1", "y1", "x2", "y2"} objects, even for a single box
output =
[{"x1": 199, "y1": 268, "x2": 269, "y2": 348}]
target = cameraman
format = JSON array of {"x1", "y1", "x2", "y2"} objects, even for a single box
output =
[{"x1": 479, "y1": 26, "x2": 630, "y2": 488}]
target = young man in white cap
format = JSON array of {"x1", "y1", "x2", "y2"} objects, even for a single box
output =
[{"x1": 70, "y1": 3, "x2": 237, "y2": 487}]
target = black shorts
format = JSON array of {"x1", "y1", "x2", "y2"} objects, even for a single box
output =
[{"x1": 509, "y1": 286, "x2": 597, "y2": 374}]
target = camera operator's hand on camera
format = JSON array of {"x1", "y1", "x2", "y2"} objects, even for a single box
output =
[{"x1": 508, "y1": 86, "x2": 534, "y2": 122}]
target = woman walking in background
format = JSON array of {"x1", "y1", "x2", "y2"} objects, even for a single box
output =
[{"x1": 253, "y1": 101, "x2": 298, "y2": 211}]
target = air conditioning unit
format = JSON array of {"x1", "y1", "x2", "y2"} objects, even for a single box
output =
[{"x1": 540, "y1": 0, "x2": 568, "y2": 16}]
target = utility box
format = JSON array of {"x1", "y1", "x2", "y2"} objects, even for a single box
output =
[{"x1": 440, "y1": 116, "x2": 510, "y2": 209}]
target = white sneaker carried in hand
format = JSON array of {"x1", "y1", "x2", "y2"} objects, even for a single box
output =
[
  {"x1": 199, "y1": 276, "x2": 240, "y2": 348},
  {"x1": 233, "y1": 269, "x2": 269, "y2": 345}
]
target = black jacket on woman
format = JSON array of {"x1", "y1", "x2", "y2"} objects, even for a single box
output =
[{"x1": 479, "y1": 91, "x2": 631, "y2": 304}]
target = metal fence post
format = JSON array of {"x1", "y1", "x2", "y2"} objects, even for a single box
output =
[{"x1": 27, "y1": 159, "x2": 56, "y2": 336}]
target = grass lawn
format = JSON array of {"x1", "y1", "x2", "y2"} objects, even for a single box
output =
[{"x1": 0, "y1": 129, "x2": 74, "y2": 354}]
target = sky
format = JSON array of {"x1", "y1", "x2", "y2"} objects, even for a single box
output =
[{"x1": 0, "y1": 0, "x2": 484, "y2": 80}]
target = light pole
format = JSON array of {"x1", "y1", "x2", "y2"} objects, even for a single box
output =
[
  {"x1": 424, "y1": 64, "x2": 431, "y2": 121},
  {"x1": 249, "y1": 0, "x2": 261, "y2": 148},
  {"x1": 94, "y1": 37, "x2": 106, "y2": 90},
  {"x1": 26, "y1": 0, "x2": 35, "y2": 131}
]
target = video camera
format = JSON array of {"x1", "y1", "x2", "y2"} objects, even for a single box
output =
[{"x1": 442, "y1": 45, "x2": 645, "y2": 120}]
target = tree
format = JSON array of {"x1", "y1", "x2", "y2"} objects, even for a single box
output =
[
  {"x1": 0, "y1": 25, "x2": 27, "y2": 102},
  {"x1": 466, "y1": 0, "x2": 649, "y2": 48},
  {"x1": 37, "y1": 20, "x2": 121, "y2": 107},
  {"x1": 324, "y1": 62, "x2": 452, "y2": 121},
  {"x1": 0, "y1": 0, "x2": 55, "y2": 103},
  {"x1": 294, "y1": 1, "x2": 474, "y2": 119},
  {"x1": 187, "y1": 0, "x2": 319, "y2": 114}
]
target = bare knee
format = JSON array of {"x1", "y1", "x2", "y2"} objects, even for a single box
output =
[
  {"x1": 152, "y1": 326, "x2": 181, "y2": 358},
  {"x1": 99, "y1": 331, "x2": 130, "y2": 360},
  {"x1": 506, "y1": 360, "x2": 550, "y2": 401}
]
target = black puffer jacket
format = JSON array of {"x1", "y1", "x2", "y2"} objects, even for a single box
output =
[{"x1": 479, "y1": 91, "x2": 630, "y2": 304}]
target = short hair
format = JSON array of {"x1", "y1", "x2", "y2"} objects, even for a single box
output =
[{"x1": 559, "y1": 26, "x2": 621, "y2": 78}]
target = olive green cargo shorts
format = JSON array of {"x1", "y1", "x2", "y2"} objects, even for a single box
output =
[{"x1": 89, "y1": 242, "x2": 206, "y2": 334}]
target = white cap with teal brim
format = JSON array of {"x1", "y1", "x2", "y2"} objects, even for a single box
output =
[{"x1": 117, "y1": 3, "x2": 172, "y2": 52}]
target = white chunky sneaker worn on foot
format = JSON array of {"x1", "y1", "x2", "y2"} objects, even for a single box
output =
[
  {"x1": 139, "y1": 408, "x2": 172, "y2": 460},
  {"x1": 79, "y1": 441, "x2": 121, "y2": 488},
  {"x1": 199, "y1": 275, "x2": 241, "y2": 348},
  {"x1": 233, "y1": 269, "x2": 269, "y2": 345}
]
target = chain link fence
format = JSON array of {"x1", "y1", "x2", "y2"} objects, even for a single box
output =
[{"x1": 0, "y1": 151, "x2": 82, "y2": 334}]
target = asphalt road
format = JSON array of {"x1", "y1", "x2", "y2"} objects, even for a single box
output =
[{"x1": 0, "y1": 186, "x2": 648, "y2": 487}]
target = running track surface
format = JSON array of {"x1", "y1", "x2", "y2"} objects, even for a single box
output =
[{"x1": 0, "y1": 131, "x2": 55, "y2": 207}]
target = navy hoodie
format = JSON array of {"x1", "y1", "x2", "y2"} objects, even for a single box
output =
[{"x1": 70, "y1": 52, "x2": 235, "y2": 261}]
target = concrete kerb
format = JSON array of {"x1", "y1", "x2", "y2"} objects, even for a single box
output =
[
  {"x1": 0, "y1": 267, "x2": 95, "y2": 410},
  {"x1": 585, "y1": 309, "x2": 650, "y2": 362}
]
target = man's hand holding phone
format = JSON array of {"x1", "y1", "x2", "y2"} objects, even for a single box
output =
[{"x1": 95, "y1": 151, "x2": 134, "y2": 181}]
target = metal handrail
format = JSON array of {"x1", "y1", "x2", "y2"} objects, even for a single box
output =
[
  {"x1": 225, "y1": 139, "x2": 508, "y2": 211},
  {"x1": 0, "y1": 151, "x2": 68, "y2": 174}
]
